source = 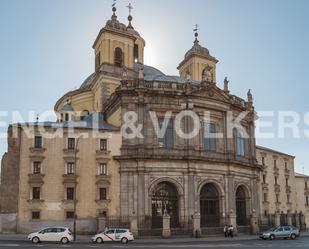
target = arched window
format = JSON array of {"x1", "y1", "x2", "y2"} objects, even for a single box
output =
[
  {"x1": 236, "y1": 186, "x2": 247, "y2": 225},
  {"x1": 65, "y1": 113, "x2": 69, "y2": 122},
  {"x1": 114, "y1": 47, "x2": 123, "y2": 67},
  {"x1": 200, "y1": 183, "x2": 220, "y2": 227},
  {"x1": 236, "y1": 129, "x2": 245, "y2": 156},
  {"x1": 133, "y1": 44, "x2": 139, "y2": 63},
  {"x1": 151, "y1": 182, "x2": 179, "y2": 228},
  {"x1": 80, "y1": 110, "x2": 90, "y2": 121}
]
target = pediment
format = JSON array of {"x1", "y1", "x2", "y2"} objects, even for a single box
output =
[{"x1": 188, "y1": 82, "x2": 230, "y2": 103}]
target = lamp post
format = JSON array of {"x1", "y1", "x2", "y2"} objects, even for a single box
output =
[{"x1": 73, "y1": 137, "x2": 81, "y2": 241}]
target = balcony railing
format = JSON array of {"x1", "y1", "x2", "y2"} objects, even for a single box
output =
[{"x1": 118, "y1": 146, "x2": 254, "y2": 165}]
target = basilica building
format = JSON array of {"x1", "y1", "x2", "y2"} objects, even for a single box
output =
[{"x1": 0, "y1": 4, "x2": 309, "y2": 236}]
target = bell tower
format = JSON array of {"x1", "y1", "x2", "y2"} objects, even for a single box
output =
[
  {"x1": 92, "y1": 1, "x2": 145, "y2": 72},
  {"x1": 178, "y1": 25, "x2": 218, "y2": 82}
]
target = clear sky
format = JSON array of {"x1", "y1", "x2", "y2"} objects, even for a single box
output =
[{"x1": 0, "y1": 0, "x2": 308, "y2": 173}]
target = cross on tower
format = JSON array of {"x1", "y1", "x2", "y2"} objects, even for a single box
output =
[
  {"x1": 193, "y1": 24, "x2": 199, "y2": 42},
  {"x1": 193, "y1": 24, "x2": 199, "y2": 33},
  {"x1": 127, "y1": 3, "x2": 133, "y2": 15},
  {"x1": 112, "y1": 0, "x2": 116, "y2": 8}
]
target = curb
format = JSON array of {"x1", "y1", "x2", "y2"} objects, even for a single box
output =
[{"x1": 0, "y1": 234, "x2": 308, "y2": 244}]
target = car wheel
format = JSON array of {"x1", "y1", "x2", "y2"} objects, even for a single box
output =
[
  {"x1": 32, "y1": 237, "x2": 40, "y2": 244},
  {"x1": 61, "y1": 237, "x2": 69, "y2": 244},
  {"x1": 290, "y1": 233, "x2": 296, "y2": 240},
  {"x1": 269, "y1": 234, "x2": 275, "y2": 240},
  {"x1": 121, "y1": 237, "x2": 129, "y2": 244},
  {"x1": 96, "y1": 237, "x2": 103, "y2": 244}
]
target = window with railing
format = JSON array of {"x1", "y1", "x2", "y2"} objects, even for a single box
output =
[
  {"x1": 99, "y1": 188, "x2": 107, "y2": 200},
  {"x1": 66, "y1": 187, "x2": 74, "y2": 200},
  {"x1": 33, "y1": 162, "x2": 41, "y2": 174},
  {"x1": 34, "y1": 136, "x2": 42, "y2": 148},
  {"x1": 32, "y1": 211, "x2": 40, "y2": 220},
  {"x1": 68, "y1": 138, "x2": 75, "y2": 150},
  {"x1": 32, "y1": 187, "x2": 41, "y2": 200},
  {"x1": 66, "y1": 163, "x2": 75, "y2": 175},
  {"x1": 100, "y1": 139, "x2": 107, "y2": 151},
  {"x1": 98, "y1": 163, "x2": 107, "y2": 176}
]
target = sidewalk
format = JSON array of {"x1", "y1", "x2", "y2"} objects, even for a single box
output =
[{"x1": 0, "y1": 232, "x2": 308, "y2": 244}]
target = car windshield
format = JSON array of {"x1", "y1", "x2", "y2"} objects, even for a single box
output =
[{"x1": 265, "y1": 227, "x2": 276, "y2": 232}]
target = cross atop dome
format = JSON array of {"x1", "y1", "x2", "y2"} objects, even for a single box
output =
[
  {"x1": 112, "y1": 0, "x2": 117, "y2": 19},
  {"x1": 193, "y1": 24, "x2": 200, "y2": 44},
  {"x1": 127, "y1": 2, "x2": 134, "y2": 29}
]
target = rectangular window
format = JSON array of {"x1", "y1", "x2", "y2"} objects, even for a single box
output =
[
  {"x1": 204, "y1": 123, "x2": 216, "y2": 152},
  {"x1": 66, "y1": 211, "x2": 75, "y2": 219},
  {"x1": 32, "y1": 211, "x2": 40, "y2": 220},
  {"x1": 262, "y1": 157, "x2": 265, "y2": 165},
  {"x1": 263, "y1": 175, "x2": 266, "y2": 184},
  {"x1": 100, "y1": 139, "x2": 107, "y2": 151},
  {"x1": 34, "y1": 136, "x2": 42, "y2": 148},
  {"x1": 68, "y1": 138, "x2": 75, "y2": 150},
  {"x1": 264, "y1": 210, "x2": 268, "y2": 217},
  {"x1": 305, "y1": 182, "x2": 308, "y2": 189},
  {"x1": 276, "y1": 194, "x2": 279, "y2": 203},
  {"x1": 306, "y1": 196, "x2": 309, "y2": 206},
  {"x1": 66, "y1": 187, "x2": 74, "y2": 200},
  {"x1": 158, "y1": 118, "x2": 174, "y2": 149},
  {"x1": 98, "y1": 163, "x2": 107, "y2": 176},
  {"x1": 274, "y1": 159, "x2": 277, "y2": 168},
  {"x1": 275, "y1": 176, "x2": 278, "y2": 185},
  {"x1": 66, "y1": 163, "x2": 75, "y2": 175},
  {"x1": 236, "y1": 130, "x2": 245, "y2": 156},
  {"x1": 99, "y1": 188, "x2": 107, "y2": 200},
  {"x1": 287, "y1": 194, "x2": 290, "y2": 203},
  {"x1": 32, "y1": 187, "x2": 40, "y2": 200},
  {"x1": 263, "y1": 193, "x2": 268, "y2": 202},
  {"x1": 33, "y1": 162, "x2": 41, "y2": 174},
  {"x1": 285, "y1": 162, "x2": 288, "y2": 170},
  {"x1": 286, "y1": 178, "x2": 289, "y2": 186}
]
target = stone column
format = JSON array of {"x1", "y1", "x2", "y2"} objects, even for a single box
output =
[
  {"x1": 287, "y1": 211, "x2": 292, "y2": 226},
  {"x1": 97, "y1": 216, "x2": 106, "y2": 233},
  {"x1": 130, "y1": 214, "x2": 138, "y2": 238},
  {"x1": 228, "y1": 209, "x2": 238, "y2": 235},
  {"x1": 162, "y1": 212, "x2": 171, "y2": 238},
  {"x1": 192, "y1": 213, "x2": 201, "y2": 238},
  {"x1": 275, "y1": 211, "x2": 281, "y2": 227},
  {"x1": 295, "y1": 211, "x2": 300, "y2": 228},
  {"x1": 250, "y1": 210, "x2": 259, "y2": 235},
  {"x1": 300, "y1": 212, "x2": 306, "y2": 231}
]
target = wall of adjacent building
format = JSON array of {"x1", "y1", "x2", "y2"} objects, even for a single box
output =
[{"x1": 6, "y1": 126, "x2": 122, "y2": 233}]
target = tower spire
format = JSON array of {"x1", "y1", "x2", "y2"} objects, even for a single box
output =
[
  {"x1": 193, "y1": 24, "x2": 199, "y2": 44},
  {"x1": 127, "y1": 2, "x2": 134, "y2": 29}
]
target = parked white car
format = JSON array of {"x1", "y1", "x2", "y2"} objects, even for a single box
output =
[
  {"x1": 27, "y1": 227, "x2": 73, "y2": 244},
  {"x1": 92, "y1": 228, "x2": 134, "y2": 244}
]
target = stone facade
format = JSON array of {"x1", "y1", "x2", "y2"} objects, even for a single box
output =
[{"x1": 0, "y1": 4, "x2": 308, "y2": 235}]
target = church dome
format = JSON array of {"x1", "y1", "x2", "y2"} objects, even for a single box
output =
[
  {"x1": 104, "y1": 15, "x2": 127, "y2": 32},
  {"x1": 185, "y1": 41, "x2": 210, "y2": 59}
]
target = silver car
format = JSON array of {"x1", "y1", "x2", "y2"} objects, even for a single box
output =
[{"x1": 259, "y1": 226, "x2": 300, "y2": 240}]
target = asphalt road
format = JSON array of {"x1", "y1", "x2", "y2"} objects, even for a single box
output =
[{"x1": 1, "y1": 237, "x2": 309, "y2": 249}]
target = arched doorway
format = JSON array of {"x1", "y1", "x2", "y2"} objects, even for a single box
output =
[
  {"x1": 200, "y1": 183, "x2": 220, "y2": 227},
  {"x1": 151, "y1": 182, "x2": 179, "y2": 228},
  {"x1": 236, "y1": 186, "x2": 247, "y2": 225}
]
